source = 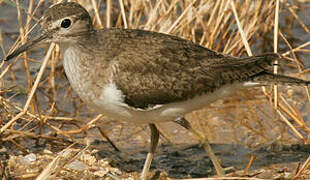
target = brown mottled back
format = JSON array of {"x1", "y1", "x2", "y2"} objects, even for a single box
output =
[{"x1": 83, "y1": 28, "x2": 280, "y2": 108}]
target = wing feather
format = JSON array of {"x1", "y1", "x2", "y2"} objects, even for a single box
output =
[{"x1": 95, "y1": 29, "x2": 279, "y2": 108}]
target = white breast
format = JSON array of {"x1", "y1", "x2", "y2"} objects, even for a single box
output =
[{"x1": 62, "y1": 46, "x2": 97, "y2": 102}]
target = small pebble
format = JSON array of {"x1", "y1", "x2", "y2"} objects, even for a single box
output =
[
  {"x1": 66, "y1": 160, "x2": 88, "y2": 171},
  {"x1": 22, "y1": 153, "x2": 37, "y2": 164}
]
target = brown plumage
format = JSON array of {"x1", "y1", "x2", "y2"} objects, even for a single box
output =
[
  {"x1": 4, "y1": 2, "x2": 309, "y2": 179},
  {"x1": 72, "y1": 28, "x2": 307, "y2": 108}
]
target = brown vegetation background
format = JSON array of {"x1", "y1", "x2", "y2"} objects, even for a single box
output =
[{"x1": 0, "y1": 0, "x2": 310, "y2": 179}]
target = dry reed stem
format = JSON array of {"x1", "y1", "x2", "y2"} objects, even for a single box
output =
[
  {"x1": 293, "y1": 155, "x2": 310, "y2": 179},
  {"x1": 279, "y1": 95, "x2": 310, "y2": 132},
  {"x1": 277, "y1": 109, "x2": 304, "y2": 141},
  {"x1": 278, "y1": 30, "x2": 308, "y2": 108},
  {"x1": 0, "y1": 43, "x2": 55, "y2": 133},
  {"x1": 166, "y1": 0, "x2": 197, "y2": 34},
  {"x1": 262, "y1": 90, "x2": 305, "y2": 141},
  {"x1": 230, "y1": 0, "x2": 252, "y2": 56},
  {"x1": 63, "y1": 114, "x2": 103, "y2": 134},
  {"x1": 91, "y1": 0, "x2": 103, "y2": 28},
  {"x1": 1, "y1": 0, "x2": 310, "y2": 179},
  {"x1": 119, "y1": 0, "x2": 128, "y2": 28},
  {"x1": 53, "y1": 145, "x2": 90, "y2": 177},
  {"x1": 285, "y1": 2, "x2": 310, "y2": 35},
  {"x1": 3, "y1": 129, "x2": 62, "y2": 141},
  {"x1": 231, "y1": 0, "x2": 309, "y2": 142},
  {"x1": 106, "y1": 0, "x2": 112, "y2": 28},
  {"x1": 278, "y1": 10, "x2": 310, "y2": 103},
  {"x1": 36, "y1": 143, "x2": 78, "y2": 180},
  {"x1": 283, "y1": 41, "x2": 310, "y2": 56},
  {"x1": 273, "y1": 0, "x2": 280, "y2": 109},
  {"x1": 243, "y1": 154, "x2": 255, "y2": 175}
]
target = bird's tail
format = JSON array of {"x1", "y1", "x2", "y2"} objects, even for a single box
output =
[{"x1": 251, "y1": 72, "x2": 310, "y2": 86}]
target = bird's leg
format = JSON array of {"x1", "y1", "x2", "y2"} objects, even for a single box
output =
[
  {"x1": 174, "y1": 117, "x2": 225, "y2": 176},
  {"x1": 140, "y1": 123, "x2": 160, "y2": 180}
]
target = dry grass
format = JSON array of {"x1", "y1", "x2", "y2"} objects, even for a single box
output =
[{"x1": 0, "y1": 0, "x2": 310, "y2": 179}]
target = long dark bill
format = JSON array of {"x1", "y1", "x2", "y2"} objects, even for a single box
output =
[{"x1": 4, "y1": 32, "x2": 50, "y2": 61}]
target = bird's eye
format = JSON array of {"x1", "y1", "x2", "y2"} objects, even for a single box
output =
[{"x1": 61, "y1": 19, "x2": 71, "y2": 28}]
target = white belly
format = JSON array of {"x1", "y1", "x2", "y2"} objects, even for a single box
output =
[{"x1": 89, "y1": 82, "x2": 251, "y2": 124}]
